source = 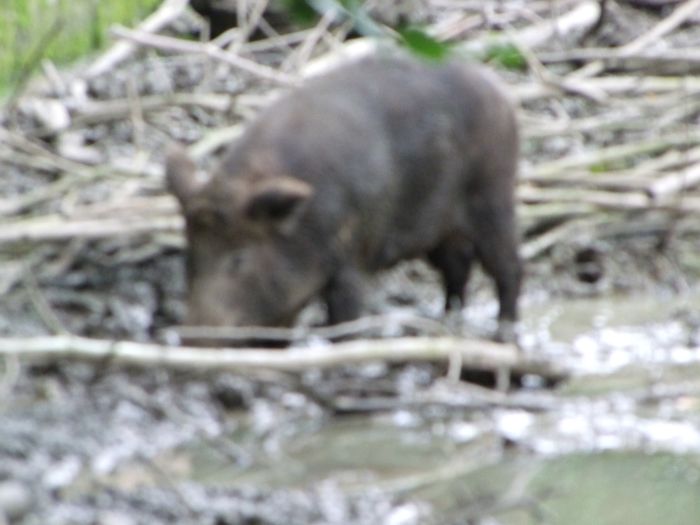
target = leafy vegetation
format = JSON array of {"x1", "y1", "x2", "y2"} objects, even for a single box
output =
[
  {"x1": 396, "y1": 26, "x2": 452, "y2": 62},
  {"x1": 483, "y1": 42, "x2": 527, "y2": 71},
  {"x1": 281, "y1": 0, "x2": 453, "y2": 61},
  {"x1": 0, "y1": 0, "x2": 160, "y2": 95}
]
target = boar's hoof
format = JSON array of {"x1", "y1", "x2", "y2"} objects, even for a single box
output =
[{"x1": 494, "y1": 319, "x2": 518, "y2": 345}]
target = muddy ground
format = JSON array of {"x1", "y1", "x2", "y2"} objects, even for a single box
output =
[{"x1": 2, "y1": 1, "x2": 700, "y2": 524}]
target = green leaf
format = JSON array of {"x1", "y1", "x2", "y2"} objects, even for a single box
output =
[
  {"x1": 280, "y1": 0, "x2": 319, "y2": 25},
  {"x1": 484, "y1": 43, "x2": 526, "y2": 71},
  {"x1": 397, "y1": 27, "x2": 451, "y2": 62}
]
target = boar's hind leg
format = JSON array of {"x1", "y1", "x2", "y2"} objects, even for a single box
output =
[
  {"x1": 471, "y1": 204, "x2": 522, "y2": 343},
  {"x1": 427, "y1": 237, "x2": 474, "y2": 312},
  {"x1": 323, "y1": 267, "x2": 363, "y2": 325}
]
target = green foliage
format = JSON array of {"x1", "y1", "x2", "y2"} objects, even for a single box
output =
[
  {"x1": 0, "y1": 0, "x2": 161, "y2": 95},
  {"x1": 279, "y1": 0, "x2": 451, "y2": 61},
  {"x1": 483, "y1": 42, "x2": 526, "y2": 71},
  {"x1": 282, "y1": 0, "x2": 380, "y2": 35},
  {"x1": 280, "y1": 0, "x2": 319, "y2": 24},
  {"x1": 589, "y1": 162, "x2": 611, "y2": 173},
  {"x1": 396, "y1": 26, "x2": 451, "y2": 62}
]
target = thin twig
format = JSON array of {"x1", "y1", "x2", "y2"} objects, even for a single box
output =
[
  {"x1": 110, "y1": 25, "x2": 297, "y2": 85},
  {"x1": 85, "y1": 0, "x2": 190, "y2": 78}
]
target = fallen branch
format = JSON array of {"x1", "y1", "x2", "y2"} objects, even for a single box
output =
[
  {"x1": 84, "y1": 0, "x2": 190, "y2": 79},
  {"x1": 0, "y1": 335, "x2": 570, "y2": 380},
  {"x1": 109, "y1": 25, "x2": 297, "y2": 85},
  {"x1": 519, "y1": 186, "x2": 650, "y2": 210},
  {"x1": 646, "y1": 162, "x2": 700, "y2": 201},
  {"x1": 521, "y1": 216, "x2": 607, "y2": 260},
  {"x1": 538, "y1": 47, "x2": 700, "y2": 75},
  {"x1": 69, "y1": 93, "x2": 233, "y2": 128},
  {"x1": 531, "y1": 131, "x2": 700, "y2": 178},
  {"x1": 622, "y1": 0, "x2": 700, "y2": 55},
  {"x1": 570, "y1": 0, "x2": 700, "y2": 78},
  {"x1": 522, "y1": 96, "x2": 700, "y2": 139},
  {"x1": 516, "y1": 75, "x2": 700, "y2": 102},
  {"x1": 458, "y1": 0, "x2": 601, "y2": 56},
  {"x1": 0, "y1": 215, "x2": 182, "y2": 244}
]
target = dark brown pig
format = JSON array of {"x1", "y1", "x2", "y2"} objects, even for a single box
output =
[{"x1": 166, "y1": 56, "x2": 522, "y2": 342}]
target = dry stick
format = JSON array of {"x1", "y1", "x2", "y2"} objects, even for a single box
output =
[
  {"x1": 189, "y1": 124, "x2": 245, "y2": 160},
  {"x1": 109, "y1": 25, "x2": 297, "y2": 85},
  {"x1": 523, "y1": 170, "x2": 655, "y2": 192},
  {"x1": 539, "y1": 47, "x2": 700, "y2": 73},
  {"x1": 229, "y1": 0, "x2": 270, "y2": 53},
  {"x1": 622, "y1": 0, "x2": 700, "y2": 55},
  {"x1": 516, "y1": 74, "x2": 700, "y2": 102},
  {"x1": 0, "y1": 128, "x2": 90, "y2": 174},
  {"x1": 70, "y1": 93, "x2": 231, "y2": 128},
  {"x1": 521, "y1": 145, "x2": 700, "y2": 189},
  {"x1": 0, "y1": 168, "x2": 101, "y2": 217},
  {"x1": 127, "y1": 77, "x2": 146, "y2": 153},
  {"x1": 519, "y1": 186, "x2": 651, "y2": 210},
  {"x1": 571, "y1": 0, "x2": 700, "y2": 78},
  {"x1": 632, "y1": 145, "x2": 700, "y2": 176},
  {"x1": 521, "y1": 216, "x2": 607, "y2": 260},
  {"x1": 72, "y1": 195, "x2": 178, "y2": 220},
  {"x1": 582, "y1": 75, "x2": 700, "y2": 94},
  {"x1": 522, "y1": 185, "x2": 700, "y2": 213},
  {"x1": 300, "y1": 37, "x2": 383, "y2": 78},
  {"x1": 522, "y1": 93, "x2": 700, "y2": 139},
  {"x1": 282, "y1": 9, "x2": 337, "y2": 73},
  {"x1": 429, "y1": 12, "x2": 484, "y2": 41},
  {"x1": 513, "y1": 34, "x2": 608, "y2": 103},
  {"x1": 532, "y1": 131, "x2": 700, "y2": 178},
  {"x1": 457, "y1": 0, "x2": 601, "y2": 56},
  {"x1": 519, "y1": 202, "x2": 597, "y2": 222},
  {"x1": 0, "y1": 146, "x2": 78, "y2": 176},
  {"x1": 646, "y1": 162, "x2": 700, "y2": 201},
  {"x1": 22, "y1": 272, "x2": 69, "y2": 336},
  {"x1": 0, "y1": 215, "x2": 182, "y2": 245},
  {"x1": 84, "y1": 0, "x2": 189, "y2": 79},
  {"x1": 0, "y1": 335, "x2": 569, "y2": 379},
  {"x1": 242, "y1": 29, "x2": 313, "y2": 53},
  {"x1": 596, "y1": 213, "x2": 700, "y2": 240}
]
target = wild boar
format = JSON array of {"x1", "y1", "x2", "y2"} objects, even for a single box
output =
[{"x1": 166, "y1": 56, "x2": 521, "y2": 342}]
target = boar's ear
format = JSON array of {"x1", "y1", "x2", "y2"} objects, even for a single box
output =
[
  {"x1": 243, "y1": 177, "x2": 313, "y2": 231},
  {"x1": 165, "y1": 144, "x2": 206, "y2": 202}
]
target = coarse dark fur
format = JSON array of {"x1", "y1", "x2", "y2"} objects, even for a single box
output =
[{"x1": 167, "y1": 56, "x2": 522, "y2": 342}]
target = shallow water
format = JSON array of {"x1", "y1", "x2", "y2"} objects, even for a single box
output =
[
  {"x1": 156, "y1": 287, "x2": 700, "y2": 522},
  {"x1": 520, "y1": 289, "x2": 700, "y2": 372},
  {"x1": 4, "y1": 285, "x2": 700, "y2": 524}
]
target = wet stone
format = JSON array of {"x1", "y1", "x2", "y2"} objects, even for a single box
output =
[{"x1": 0, "y1": 481, "x2": 32, "y2": 521}]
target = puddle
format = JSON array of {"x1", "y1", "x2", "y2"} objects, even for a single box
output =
[
  {"x1": 4, "y1": 273, "x2": 700, "y2": 523},
  {"x1": 520, "y1": 288, "x2": 700, "y2": 372},
  {"x1": 150, "y1": 286, "x2": 700, "y2": 521}
]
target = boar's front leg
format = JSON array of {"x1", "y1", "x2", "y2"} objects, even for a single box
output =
[{"x1": 323, "y1": 267, "x2": 363, "y2": 325}]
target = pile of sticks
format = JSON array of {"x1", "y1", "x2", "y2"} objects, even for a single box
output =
[
  {"x1": 0, "y1": 0, "x2": 699, "y2": 365},
  {"x1": 1, "y1": 1, "x2": 699, "y2": 257}
]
